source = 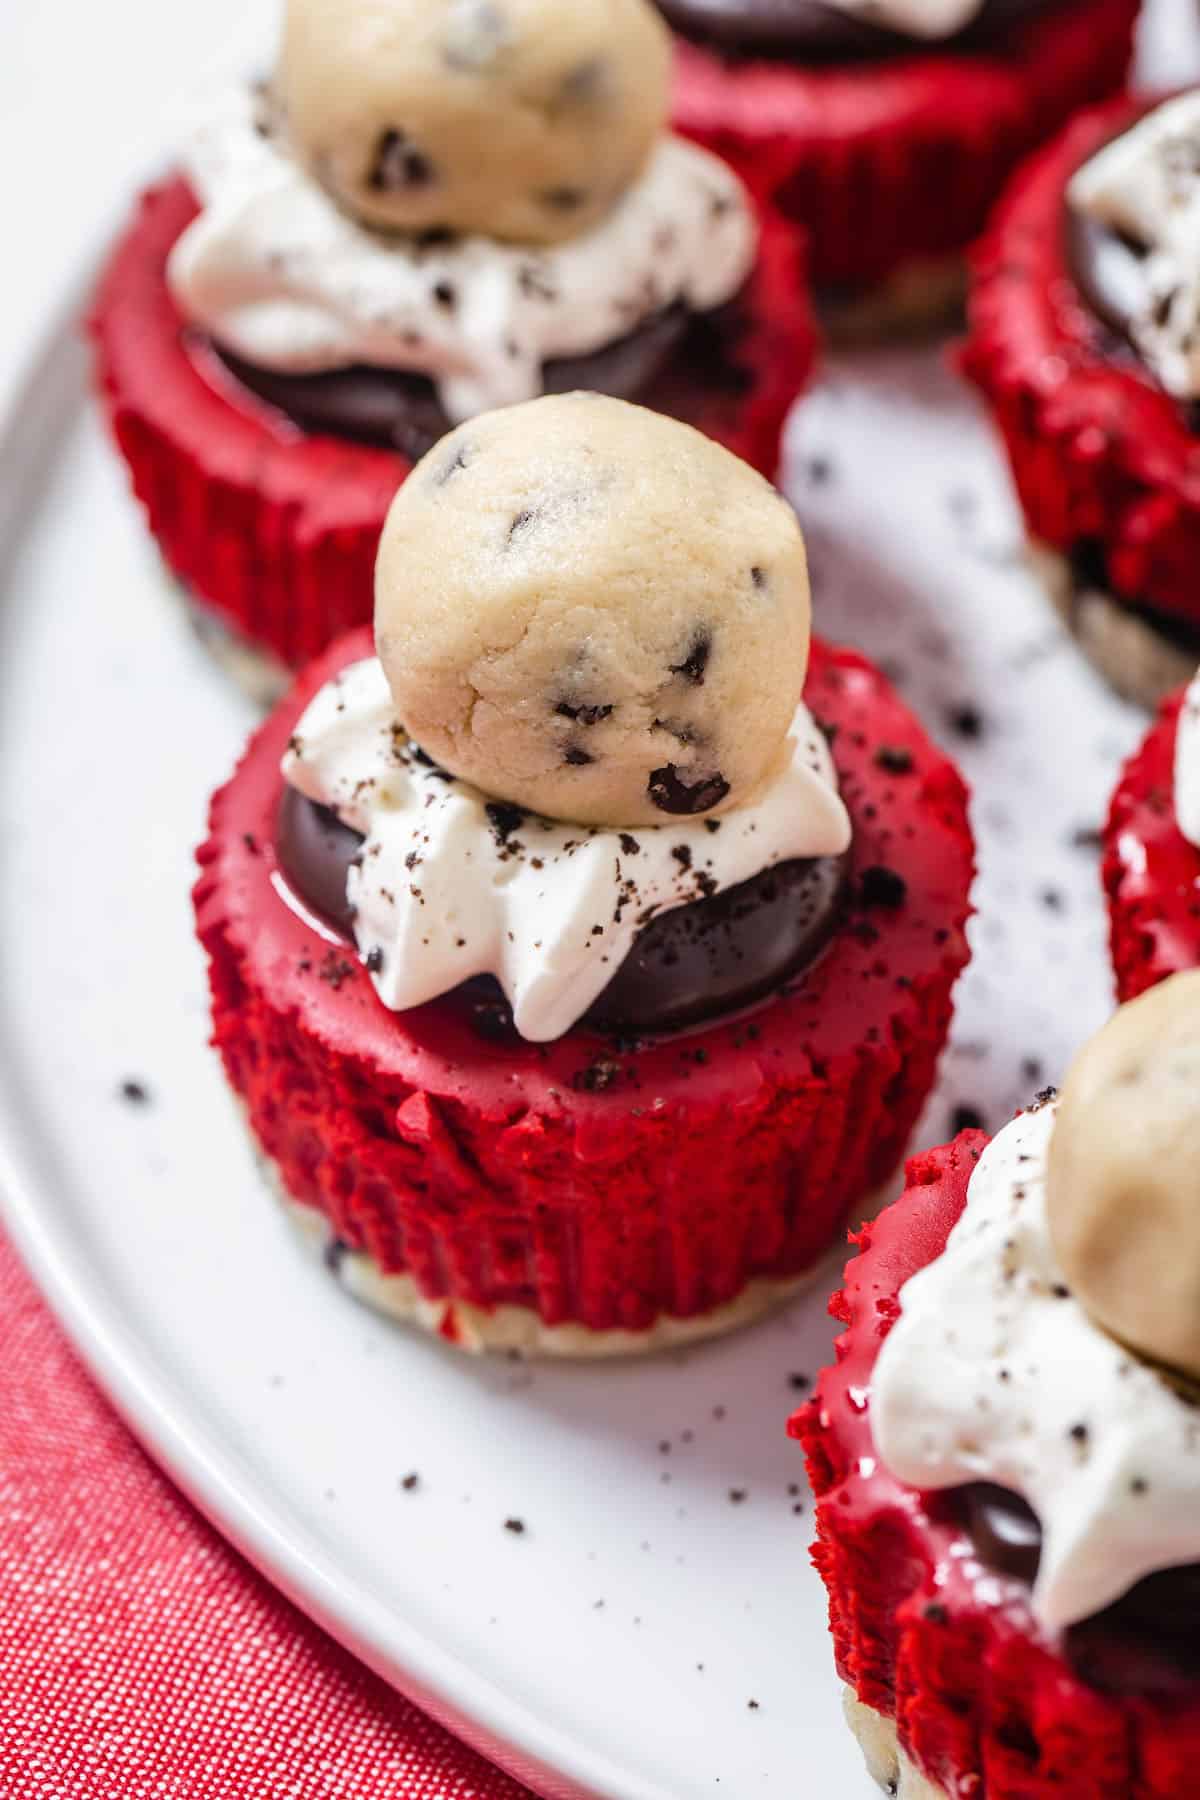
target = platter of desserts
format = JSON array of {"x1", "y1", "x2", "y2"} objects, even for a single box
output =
[{"x1": 3, "y1": 0, "x2": 1200, "y2": 1795}]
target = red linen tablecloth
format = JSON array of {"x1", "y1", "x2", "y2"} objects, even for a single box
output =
[{"x1": 0, "y1": 1228, "x2": 535, "y2": 1799}]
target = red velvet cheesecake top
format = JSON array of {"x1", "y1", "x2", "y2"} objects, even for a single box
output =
[{"x1": 197, "y1": 627, "x2": 973, "y2": 1123}]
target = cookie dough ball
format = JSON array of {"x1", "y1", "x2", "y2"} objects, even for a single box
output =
[
  {"x1": 279, "y1": 0, "x2": 671, "y2": 245},
  {"x1": 1047, "y1": 971, "x2": 1200, "y2": 1386},
  {"x1": 375, "y1": 393, "x2": 811, "y2": 827}
]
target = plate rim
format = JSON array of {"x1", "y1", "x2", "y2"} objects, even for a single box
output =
[{"x1": 0, "y1": 234, "x2": 692, "y2": 1800}]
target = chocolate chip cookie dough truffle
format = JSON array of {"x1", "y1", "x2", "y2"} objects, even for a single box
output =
[
  {"x1": 90, "y1": 0, "x2": 816, "y2": 697},
  {"x1": 1105, "y1": 664, "x2": 1200, "y2": 1000},
  {"x1": 966, "y1": 91, "x2": 1200, "y2": 709},
  {"x1": 194, "y1": 396, "x2": 974, "y2": 1354},
  {"x1": 795, "y1": 983, "x2": 1200, "y2": 1798},
  {"x1": 660, "y1": 0, "x2": 1136, "y2": 334}
]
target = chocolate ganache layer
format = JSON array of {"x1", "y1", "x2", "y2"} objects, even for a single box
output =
[
  {"x1": 212, "y1": 303, "x2": 693, "y2": 461},
  {"x1": 276, "y1": 784, "x2": 848, "y2": 1037},
  {"x1": 654, "y1": 0, "x2": 1052, "y2": 60},
  {"x1": 957, "y1": 1483, "x2": 1200, "y2": 1694}
]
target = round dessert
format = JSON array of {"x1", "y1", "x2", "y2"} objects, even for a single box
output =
[
  {"x1": 661, "y1": 0, "x2": 1137, "y2": 334},
  {"x1": 90, "y1": 0, "x2": 816, "y2": 698},
  {"x1": 1104, "y1": 668, "x2": 1200, "y2": 1000},
  {"x1": 194, "y1": 396, "x2": 974, "y2": 1355},
  {"x1": 795, "y1": 986, "x2": 1200, "y2": 1797},
  {"x1": 965, "y1": 90, "x2": 1200, "y2": 710}
]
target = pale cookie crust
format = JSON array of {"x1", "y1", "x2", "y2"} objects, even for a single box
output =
[
  {"x1": 283, "y1": 1191, "x2": 820, "y2": 1357},
  {"x1": 264, "y1": 1146, "x2": 892, "y2": 1357},
  {"x1": 821, "y1": 255, "x2": 965, "y2": 344},
  {"x1": 844, "y1": 1691, "x2": 949, "y2": 1799},
  {"x1": 1032, "y1": 537, "x2": 1196, "y2": 711}
]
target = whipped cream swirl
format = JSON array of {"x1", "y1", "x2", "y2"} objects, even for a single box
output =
[
  {"x1": 872, "y1": 1100, "x2": 1200, "y2": 1633},
  {"x1": 169, "y1": 84, "x2": 756, "y2": 425},
  {"x1": 281, "y1": 656, "x2": 851, "y2": 1043},
  {"x1": 1174, "y1": 665, "x2": 1200, "y2": 847},
  {"x1": 1069, "y1": 93, "x2": 1200, "y2": 402}
]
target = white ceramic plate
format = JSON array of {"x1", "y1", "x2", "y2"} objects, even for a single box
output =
[{"x1": 0, "y1": 22, "x2": 1188, "y2": 1782}]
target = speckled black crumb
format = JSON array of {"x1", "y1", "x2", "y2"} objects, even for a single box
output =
[
  {"x1": 118, "y1": 1079, "x2": 151, "y2": 1106},
  {"x1": 946, "y1": 704, "x2": 985, "y2": 741},
  {"x1": 859, "y1": 865, "x2": 907, "y2": 910}
]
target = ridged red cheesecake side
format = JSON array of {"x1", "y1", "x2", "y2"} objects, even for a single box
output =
[
  {"x1": 193, "y1": 631, "x2": 973, "y2": 1338},
  {"x1": 794, "y1": 1132, "x2": 1200, "y2": 1797},
  {"x1": 1105, "y1": 692, "x2": 1200, "y2": 1002},
  {"x1": 89, "y1": 177, "x2": 817, "y2": 672},
  {"x1": 963, "y1": 93, "x2": 1200, "y2": 638},
  {"x1": 670, "y1": 0, "x2": 1136, "y2": 293}
]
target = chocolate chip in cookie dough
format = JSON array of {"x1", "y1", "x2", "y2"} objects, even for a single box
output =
[
  {"x1": 559, "y1": 57, "x2": 608, "y2": 105},
  {"x1": 431, "y1": 439, "x2": 472, "y2": 486},
  {"x1": 670, "y1": 630, "x2": 711, "y2": 686},
  {"x1": 652, "y1": 717, "x2": 698, "y2": 745},
  {"x1": 536, "y1": 186, "x2": 589, "y2": 213},
  {"x1": 369, "y1": 129, "x2": 436, "y2": 192},
  {"x1": 647, "y1": 764, "x2": 730, "y2": 815},
  {"x1": 555, "y1": 699, "x2": 613, "y2": 725},
  {"x1": 506, "y1": 507, "x2": 540, "y2": 543},
  {"x1": 750, "y1": 566, "x2": 768, "y2": 590},
  {"x1": 564, "y1": 745, "x2": 594, "y2": 766}
]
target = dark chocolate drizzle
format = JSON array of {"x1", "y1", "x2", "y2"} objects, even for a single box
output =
[
  {"x1": 276, "y1": 785, "x2": 848, "y2": 1037},
  {"x1": 654, "y1": 0, "x2": 1052, "y2": 61},
  {"x1": 217, "y1": 304, "x2": 689, "y2": 459},
  {"x1": 957, "y1": 1483, "x2": 1200, "y2": 1693}
]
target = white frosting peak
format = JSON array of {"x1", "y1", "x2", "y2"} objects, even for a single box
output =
[
  {"x1": 1174, "y1": 666, "x2": 1200, "y2": 847},
  {"x1": 872, "y1": 1103, "x2": 1200, "y2": 1633},
  {"x1": 282, "y1": 658, "x2": 851, "y2": 1043},
  {"x1": 1069, "y1": 93, "x2": 1200, "y2": 402},
  {"x1": 169, "y1": 85, "x2": 756, "y2": 424}
]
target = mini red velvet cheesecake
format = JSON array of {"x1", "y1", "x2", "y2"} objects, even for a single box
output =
[
  {"x1": 795, "y1": 1070, "x2": 1200, "y2": 1796},
  {"x1": 662, "y1": 0, "x2": 1137, "y2": 329},
  {"x1": 196, "y1": 629, "x2": 972, "y2": 1351},
  {"x1": 90, "y1": 0, "x2": 817, "y2": 690},
  {"x1": 964, "y1": 90, "x2": 1200, "y2": 709},
  {"x1": 1105, "y1": 679, "x2": 1200, "y2": 1002},
  {"x1": 193, "y1": 395, "x2": 973, "y2": 1354}
]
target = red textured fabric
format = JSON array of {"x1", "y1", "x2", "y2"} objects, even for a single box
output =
[
  {"x1": 0, "y1": 1225, "x2": 536, "y2": 1800},
  {"x1": 963, "y1": 92, "x2": 1200, "y2": 637},
  {"x1": 669, "y1": 0, "x2": 1136, "y2": 292},
  {"x1": 88, "y1": 177, "x2": 817, "y2": 673},
  {"x1": 1105, "y1": 688, "x2": 1200, "y2": 1001},
  {"x1": 792, "y1": 1132, "x2": 1200, "y2": 1798},
  {"x1": 193, "y1": 631, "x2": 974, "y2": 1339}
]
